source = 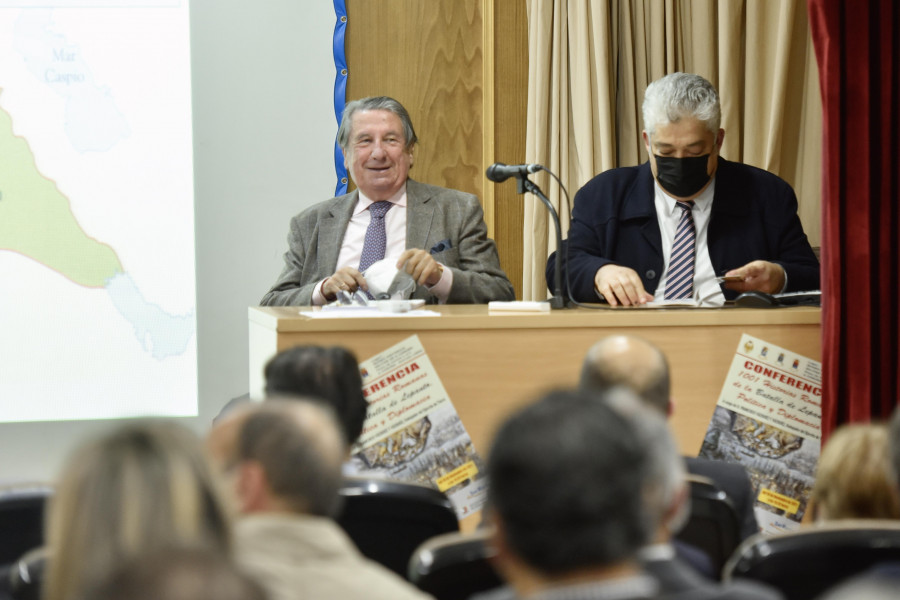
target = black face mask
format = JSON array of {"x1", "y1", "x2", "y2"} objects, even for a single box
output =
[{"x1": 654, "y1": 154, "x2": 711, "y2": 198}]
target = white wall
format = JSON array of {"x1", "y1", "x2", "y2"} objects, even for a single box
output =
[
  {"x1": 192, "y1": 0, "x2": 337, "y2": 417},
  {"x1": 0, "y1": 0, "x2": 338, "y2": 481}
]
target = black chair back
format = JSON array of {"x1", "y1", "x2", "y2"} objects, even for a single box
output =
[
  {"x1": 407, "y1": 530, "x2": 503, "y2": 600},
  {"x1": 0, "y1": 485, "x2": 51, "y2": 569},
  {"x1": 724, "y1": 521, "x2": 900, "y2": 600},
  {"x1": 336, "y1": 477, "x2": 459, "y2": 578},
  {"x1": 7, "y1": 547, "x2": 45, "y2": 600},
  {"x1": 674, "y1": 475, "x2": 741, "y2": 578}
]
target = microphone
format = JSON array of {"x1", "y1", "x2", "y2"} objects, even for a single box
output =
[
  {"x1": 490, "y1": 161, "x2": 567, "y2": 309},
  {"x1": 485, "y1": 162, "x2": 543, "y2": 183}
]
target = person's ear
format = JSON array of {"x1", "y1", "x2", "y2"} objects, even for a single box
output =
[
  {"x1": 663, "y1": 481, "x2": 691, "y2": 535},
  {"x1": 486, "y1": 509, "x2": 511, "y2": 571},
  {"x1": 716, "y1": 128, "x2": 725, "y2": 149},
  {"x1": 236, "y1": 460, "x2": 268, "y2": 513}
]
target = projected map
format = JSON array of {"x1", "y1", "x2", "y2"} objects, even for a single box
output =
[{"x1": 0, "y1": 3, "x2": 196, "y2": 421}]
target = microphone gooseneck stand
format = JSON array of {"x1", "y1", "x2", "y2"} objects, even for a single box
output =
[{"x1": 516, "y1": 175, "x2": 565, "y2": 309}]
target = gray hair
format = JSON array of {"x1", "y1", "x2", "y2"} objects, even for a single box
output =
[
  {"x1": 336, "y1": 96, "x2": 418, "y2": 152},
  {"x1": 605, "y1": 389, "x2": 690, "y2": 535},
  {"x1": 642, "y1": 72, "x2": 721, "y2": 137}
]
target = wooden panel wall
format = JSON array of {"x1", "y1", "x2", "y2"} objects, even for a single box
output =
[
  {"x1": 484, "y1": 0, "x2": 528, "y2": 299},
  {"x1": 345, "y1": 0, "x2": 527, "y2": 298},
  {"x1": 345, "y1": 1, "x2": 484, "y2": 198}
]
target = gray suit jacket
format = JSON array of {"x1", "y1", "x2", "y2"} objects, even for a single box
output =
[{"x1": 260, "y1": 180, "x2": 514, "y2": 306}]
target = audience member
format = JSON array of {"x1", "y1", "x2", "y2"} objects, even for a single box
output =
[
  {"x1": 607, "y1": 392, "x2": 783, "y2": 599},
  {"x1": 890, "y1": 405, "x2": 900, "y2": 487},
  {"x1": 806, "y1": 408, "x2": 900, "y2": 598},
  {"x1": 44, "y1": 421, "x2": 232, "y2": 600},
  {"x1": 483, "y1": 388, "x2": 659, "y2": 600},
  {"x1": 81, "y1": 546, "x2": 267, "y2": 600},
  {"x1": 580, "y1": 334, "x2": 760, "y2": 540},
  {"x1": 264, "y1": 345, "x2": 368, "y2": 448},
  {"x1": 207, "y1": 400, "x2": 432, "y2": 600},
  {"x1": 809, "y1": 423, "x2": 900, "y2": 521}
]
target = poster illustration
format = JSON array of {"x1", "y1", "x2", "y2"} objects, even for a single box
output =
[
  {"x1": 346, "y1": 335, "x2": 487, "y2": 519},
  {"x1": 699, "y1": 334, "x2": 822, "y2": 533}
]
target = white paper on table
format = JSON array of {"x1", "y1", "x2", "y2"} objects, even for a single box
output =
[
  {"x1": 488, "y1": 301, "x2": 551, "y2": 313},
  {"x1": 300, "y1": 308, "x2": 441, "y2": 319}
]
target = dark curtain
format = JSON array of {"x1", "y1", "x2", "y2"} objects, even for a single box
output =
[{"x1": 807, "y1": 0, "x2": 900, "y2": 438}]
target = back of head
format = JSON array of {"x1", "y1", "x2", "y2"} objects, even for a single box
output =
[
  {"x1": 642, "y1": 72, "x2": 721, "y2": 137},
  {"x1": 487, "y1": 388, "x2": 652, "y2": 574},
  {"x1": 580, "y1": 335, "x2": 671, "y2": 415},
  {"x1": 264, "y1": 345, "x2": 367, "y2": 447},
  {"x1": 45, "y1": 421, "x2": 231, "y2": 600},
  {"x1": 84, "y1": 546, "x2": 267, "y2": 600},
  {"x1": 811, "y1": 423, "x2": 900, "y2": 521},
  {"x1": 236, "y1": 400, "x2": 346, "y2": 518}
]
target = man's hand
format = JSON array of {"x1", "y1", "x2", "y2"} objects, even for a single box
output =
[
  {"x1": 322, "y1": 267, "x2": 368, "y2": 300},
  {"x1": 397, "y1": 249, "x2": 443, "y2": 286},
  {"x1": 724, "y1": 260, "x2": 786, "y2": 294},
  {"x1": 594, "y1": 264, "x2": 654, "y2": 306}
]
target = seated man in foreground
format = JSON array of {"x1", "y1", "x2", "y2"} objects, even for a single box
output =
[
  {"x1": 547, "y1": 72, "x2": 819, "y2": 306},
  {"x1": 261, "y1": 95, "x2": 514, "y2": 306},
  {"x1": 580, "y1": 334, "x2": 760, "y2": 541},
  {"x1": 481, "y1": 388, "x2": 781, "y2": 600},
  {"x1": 483, "y1": 389, "x2": 660, "y2": 599},
  {"x1": 206, "y1": 400, "x2": 432, "y2": 600}
]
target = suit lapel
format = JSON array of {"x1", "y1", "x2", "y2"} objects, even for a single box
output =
[
  {"x1": 405, "y1": 180, "x2": 435, "y2": 250},
  {"x1": 622, "y1": 163, "x2": 663, "y2": 258},
  {"x1": 317, "y1": 191, "x2": 357, "y2": 272}
]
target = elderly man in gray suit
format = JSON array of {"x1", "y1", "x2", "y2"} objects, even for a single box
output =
[{"x1": 261, "y1": 96, "x2": 514, "y2": 306}]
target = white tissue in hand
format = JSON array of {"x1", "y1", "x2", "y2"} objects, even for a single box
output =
[{"x1": 362, "y1": 257, "x2": 415, "y2": 298}]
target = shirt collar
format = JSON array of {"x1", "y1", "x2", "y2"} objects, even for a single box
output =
[
  {"x1": 654, "y1": 176, "x2": 716, "y2": 216},
  {"x1": 354, "y1": 184, "x2": 408, "y2": 216},
  {"x1": 530, "y1": 574, "x2": 659, "y2": 600},
  {"x1": 637, "y1": 543, "x2": 676, "y2": 562}
]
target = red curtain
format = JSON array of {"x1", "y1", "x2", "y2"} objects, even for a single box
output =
[{"x1": 807, "y1": 0, "x2": 900, "y2": 438}]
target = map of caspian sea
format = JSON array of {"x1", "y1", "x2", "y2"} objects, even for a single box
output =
[{"x1": 0, "y1": 2, "x2": 197, "y2": 421}]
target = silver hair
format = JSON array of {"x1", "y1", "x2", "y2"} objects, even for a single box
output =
[
  {"x1": 642, "y1": 72, "x2": 721, "y2": 137},
  {"x1": 605, "y1": 387, "x2": 690, "y2": 535},
  {"x1": 336, "y1": 96, "x2": 418, "y2": 152}
]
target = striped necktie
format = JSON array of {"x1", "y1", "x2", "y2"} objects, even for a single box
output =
[
  {"x1": 664, "y1": 201, "x2": 696, "y2": 300},
  {"x1": 358, "y1": 201, "x2": 393, "y2": 273}
]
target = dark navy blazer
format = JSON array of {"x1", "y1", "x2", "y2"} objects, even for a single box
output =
[{"x1": 547, "y1": 158, "x2": 820, "y2": 302}]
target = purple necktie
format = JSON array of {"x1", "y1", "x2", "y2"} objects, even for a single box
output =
[
  {"x1": 358, "y1": 201, "x2": 393, "y2": 273},
  {"x1": 664, "y1": 201, "x2": 696, "y2": 300}
]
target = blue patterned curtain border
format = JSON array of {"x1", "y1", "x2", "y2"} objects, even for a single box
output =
[{"x1": 332, "y1": 0, "x2": 348, "y2": 195}]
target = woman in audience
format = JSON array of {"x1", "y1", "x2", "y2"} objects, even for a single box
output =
[
  {"x1": 43, "y1": 421, "x2": 232, "y2": 600},
  {"x1": 809, "y1": 423, "x2": 900, "y2": 521},
  {"x1": 264, "y1": 345, "x2": 368, "y2": 448}
]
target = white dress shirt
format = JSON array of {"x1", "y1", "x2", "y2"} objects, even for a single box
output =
[
  {"x1": 312, "y1": 184, "x2": 453, "y2": 305},
  {"x1": 652, "y1": 179, "x2": 725, "y2": 306}
]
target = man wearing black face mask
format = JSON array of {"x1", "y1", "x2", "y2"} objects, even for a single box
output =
[{"x1": 547, "y1": 72, "x2": 820, "y2": 306}]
